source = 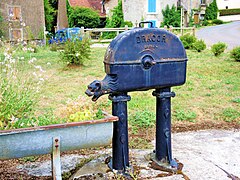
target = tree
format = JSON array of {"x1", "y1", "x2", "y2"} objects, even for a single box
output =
[
  {"x1": 161, "y1": 5, "x2": 181, "y2": 27},
  {"x1": 205, "y1": 0, "x2": 218, "y2": 20},
  {"x1": 105, "y1": 0, "x2": 125, "y2": 28},
  {"x1": 68, "y1": 7, "x2": 100, "y2": 28},
  {"x1": 44, "y1": 0, "x2": 56, "y2": 32}
]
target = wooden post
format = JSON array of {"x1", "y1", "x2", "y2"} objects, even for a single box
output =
[
  {"x1": 193, "y1": 26, "x2": 196, "y2": 36},
  {"x1": 125, "y1": 25, "x2": 128, "y2": 31},
  {"x1": 169, "y1": 26, "x2": 173, "y2": 33}
]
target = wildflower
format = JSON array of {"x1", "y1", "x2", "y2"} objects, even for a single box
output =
[
  {"x1": 20, "y1": 57, "x2": 24, "y2": 60},
  {"x1": 22, "y1": 47, "x2": 28, "y2": 52},
  {"x1": 28, "y1": 57, "x2": 37, "y2": 64},
  {"x1": 76, "y1": 53, "x2": 80, "y2": 57},
  {"x1": 47, "y1": 62, "x2": 51, "y2": 65}
]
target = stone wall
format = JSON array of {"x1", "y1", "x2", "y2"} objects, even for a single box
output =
[{"x1": 0, "y1": 0, "x2": 45, "y2": 41}]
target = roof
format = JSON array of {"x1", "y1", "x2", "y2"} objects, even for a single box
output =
[{"x1": 68, "y1": 0, "x2": 106, "y2": 17}]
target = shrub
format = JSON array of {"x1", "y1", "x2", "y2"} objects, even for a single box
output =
[
  {"x1": 205, "y1": 0, "x2": 218, "y2": 20},
  {"x1": 60, "y1": 37, "x2": 91, "y2": 65},
  {"x1": 193, "y1": 39, "x2": 206, "y2": 52},
  {"x1": 219, "y1": 8, "x2": 240, "y2": 16},
  {"x1": 180, "y1": 34, "x2": 197, "y2": 49},
  {"x1": 230, "y1": 46, "x2": 240, "y2": 61},
  {"x1": 68, "y1": 7, "x2": 100, "y2": 28},
  {"x1": 211, "y1": 42, "x2": 227, "y2": 56},
  {"x1": 161, "y1": 4, "x2": 181, "y2": 27},
  {"x1": 212, "y1": 19, "x2": 223, "y2": 25}
]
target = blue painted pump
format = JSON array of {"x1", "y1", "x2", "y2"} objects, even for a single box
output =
[{"x1": 86, "y1": 22, "x2": 188, "y2": 173}]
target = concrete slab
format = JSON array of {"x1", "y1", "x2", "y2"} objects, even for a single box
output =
[{"x1": 17, "y1": 130, "x2": 240, "y2": 179}]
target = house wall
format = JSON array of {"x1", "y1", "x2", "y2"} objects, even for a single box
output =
[
  {"x1": 217, "y1": 0, "x2": 240, "y2": 10},
  {"x1": 122, "y1": 0, "x2": 176, "y2": 27},
  {"x1": 0, "y1": 0, "x2": 45, "y2": 41}
]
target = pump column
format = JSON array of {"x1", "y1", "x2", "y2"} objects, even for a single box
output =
[
  {"x1": 152, "y1": 88, "x2": 178, "y2": 170},
  {"x1": 108, "y1": 93, "x2": 131, "y2": 172}
]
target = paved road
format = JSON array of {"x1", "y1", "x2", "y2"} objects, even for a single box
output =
[{"x1": 196, "y1": 21, "x2": 240, "y2": 50}]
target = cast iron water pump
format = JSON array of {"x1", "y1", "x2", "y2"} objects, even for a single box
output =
[{"x1": 86, "y1": 22, "x2": 187, "y2": 173}]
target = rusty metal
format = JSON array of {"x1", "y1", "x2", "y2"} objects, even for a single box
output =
[
  {"x1": 0, "y1": 114, "x2": 118, "y2": 160},
  {"x1": 52, "y1": 137, "x2": 61, "y2": 180}
]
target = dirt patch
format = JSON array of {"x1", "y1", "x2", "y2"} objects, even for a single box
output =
[{"x1": 0, "y1": 120, "x2": 239, "y2": 179}]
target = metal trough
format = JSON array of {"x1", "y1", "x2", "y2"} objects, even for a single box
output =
[
  {"x1": 0, "y1": 114, "x2": 117, "y2": 160},
  {"x1": 0, "y1": 114, "x2": 117, "y2": 179}
]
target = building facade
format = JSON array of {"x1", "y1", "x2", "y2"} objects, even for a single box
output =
[
  {"x1": 122, "y1": 0, "x2": 215, "y2": 27},
  {"x1": 0, "y1": 0, "x2": 45, "y2": 41},
  {"x1": 217, "y1": 0, "x2": 240, "y2": 21}
]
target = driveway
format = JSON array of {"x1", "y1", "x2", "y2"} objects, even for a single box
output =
[{"x1": 196, "y1": 21, "x2": 240, "y2": 50}]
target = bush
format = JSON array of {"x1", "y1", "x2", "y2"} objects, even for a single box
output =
[
  {"x1": 230, "y1": 46, "x2": 240, "y2": 61},
  {"x1": 161, "y1": 4, "x2": 181, "y2": 27},
  {"x1": 212, "y1": 19, "x2": 223, "y2": 25},
  {"x1": 193, "y1": 39, "x2": 206, "y2": 52},
  {"x1": 60, "y1": 37, "x2": 91, "y2": 65},
  {"x1": 211, "y1": 42, "x2": 227, "y2": 56},
  {"x1": 205, "y1": 0, "x2": 218, "y2": 20},
  {"x1": 180, "y1": 34, "x2": 197, "y2": 49},
  {"x1": 68, "y1": 7, "x2": 100, "y2": 28},
  {"x1": 219, "y1": 8, "x2": 240, "y2": 16}
]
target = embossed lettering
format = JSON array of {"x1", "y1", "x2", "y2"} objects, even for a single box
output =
[{"x1": 136, "y1": 34, "x2": 167, "y2": 44}]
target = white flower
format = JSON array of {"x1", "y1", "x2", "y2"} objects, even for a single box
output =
[
  {"x1": 76, "y1": 53, "x2": 80, "y2": 57},
  {"x1": 20, "y1": 57, "x2": 24, "y2": 60},
  {"x1": 47, "y1": 62, "x2": 51, "y2": 65},
  {"x1": 22, "y1": 47, "x2": 27, "y2": 51},
  {"x1": 28, "y1": 57, "x2": 37, "y2": 64},
  {"x1": 32, "y1": 72, "x2": 37, "y2": 77}
]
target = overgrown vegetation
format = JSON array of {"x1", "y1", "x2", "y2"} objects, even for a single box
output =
[
  {"x1": 0, "y1": 44, "x2": 45, "y2": 129},
  {"x1": 68, "y1": 7, "x2": 100, "y2": 28},
  {"x1": 60, "y1": 37, "x2": 91, "y2": 65},
  {"x1": 161, "y1": 4, "x2": 181, "y2": 27},
  {"x1": 211, "y1": 42, "x2": 227, "y2": 56}
]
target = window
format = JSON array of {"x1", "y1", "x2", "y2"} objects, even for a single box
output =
[
  {"x1": 148, "y1": 0, "x2": 156, "y2": 13},
  {"x1": 200, "y1": 0, "x2": 206, "y2": 4},
  {"x1": 8, "y1": 6, "x2": 21, "y2": 21},
  {"x1": 10, "y1": 29, "x2": 23, "y2": 41}
]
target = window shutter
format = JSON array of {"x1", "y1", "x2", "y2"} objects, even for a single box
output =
[{"x1": 148, "y1": 0, "x2": 156, "y2": 13}]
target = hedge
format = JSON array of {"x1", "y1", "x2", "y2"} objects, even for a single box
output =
[{"x1": 219, "y1": 8, "x2": 240, "y2": 16}]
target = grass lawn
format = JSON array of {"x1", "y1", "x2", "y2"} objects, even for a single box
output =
[{"x1": 0, "y1": 46, "x2": 239, "y2": 129}]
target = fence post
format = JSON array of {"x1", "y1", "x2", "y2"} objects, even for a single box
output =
[
  {"x1": 125, "y1": 25, "x2": 128, "y2": 31},
  {"x1": 164, "y1": 25, "x2": 167, "y2": 31},
  {"x1": 80, "y1": 26, "x2": 84, "y2": 37},
  {"x1": 193, "y1": 26, "x2": 196, "y2": 36},
  {"x1": 169, "y1": 26, "x2": 173, "y2": 33}
]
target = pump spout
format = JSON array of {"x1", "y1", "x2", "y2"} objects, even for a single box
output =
[{"x1": 85, "y1": 75, "x2": 118, "y2": 101}]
